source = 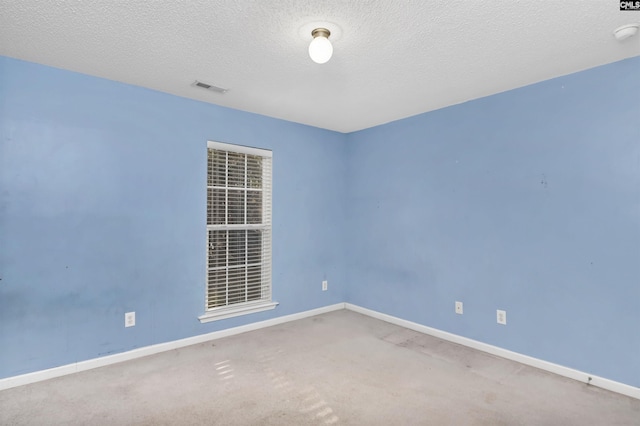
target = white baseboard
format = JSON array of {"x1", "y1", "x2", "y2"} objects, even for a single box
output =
[
  {"x1": 0, "y1": 303, "x2": 346, "y2": 391},
  {"x1": 344, "y1": 303, "x2": 640, "y2": 400}
]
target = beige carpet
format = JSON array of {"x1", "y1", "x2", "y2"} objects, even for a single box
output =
[{"x1": 1, "y1": 310, "x2": 638, "y2": 425}]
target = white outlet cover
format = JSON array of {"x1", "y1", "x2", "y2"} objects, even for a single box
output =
[
  {"x1": 455, "y1": 301, "x2": 463, "y2": 314},
  {"x1": 497, "y1": 309, "x2": 506, "y2": 325},
  {"x1": 125, "y1": 312, "x2": 136, "y2": 327},
  {"x1": 322, "y1": 280, "x2": 328, "y2": 291}
]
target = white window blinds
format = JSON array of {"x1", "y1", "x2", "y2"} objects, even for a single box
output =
[{"x1": 201, "y1": 141, "x2": 274, "y2": 322}]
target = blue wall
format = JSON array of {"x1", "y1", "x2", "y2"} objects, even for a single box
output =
[
  {"x1": 0, "y1": 56, "x2": 348, "y2": 378},
  {"x1": 345, "y1": 56, "x2": 640, "y2": 387},
  {"x1": 1, "y1": 55, "x2": 639, "y2": 389}
]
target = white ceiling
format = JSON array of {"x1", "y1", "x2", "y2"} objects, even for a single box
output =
[{"x1": 1, "y1": 1, "x2": 639, "y2": 133}]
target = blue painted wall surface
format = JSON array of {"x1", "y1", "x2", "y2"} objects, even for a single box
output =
[
  {"x1": 345, "y1": 56, "x2": 640, "y2": 387},
  {"x1": 2, "y1": 54, "x2": 639, "y2": 389},
  {"x1": 0, "y1": 56, "x2": 347, "y2": 378}
]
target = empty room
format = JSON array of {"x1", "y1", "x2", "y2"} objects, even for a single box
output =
[{"x1": 1, "y1": 1, "x2": 639, "y2": 424}]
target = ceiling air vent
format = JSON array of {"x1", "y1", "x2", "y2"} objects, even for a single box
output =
[{"x1": 192, "y1": 80, "x2": 228, "y2": 94}]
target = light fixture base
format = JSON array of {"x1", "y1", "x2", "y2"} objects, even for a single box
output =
[{"x1": 311, "y1": 28, "x2": 331, "y2": 39}]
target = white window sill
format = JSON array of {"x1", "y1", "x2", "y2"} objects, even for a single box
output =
[{"x1": 198, "y1": 301, "x2": 279, "y2": 323}]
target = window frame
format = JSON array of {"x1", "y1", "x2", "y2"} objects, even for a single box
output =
[{"x1": 198, "y1": 141, "x2": 277, "y2": 323}]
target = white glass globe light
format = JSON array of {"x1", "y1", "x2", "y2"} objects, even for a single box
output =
[{"x1": 309, "y1": 28, "x2": 333, "y2": 64}]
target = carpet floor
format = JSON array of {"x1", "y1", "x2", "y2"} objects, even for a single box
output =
[{"x1": 1, "y1": 310, "x2": 638, "y2": 425}]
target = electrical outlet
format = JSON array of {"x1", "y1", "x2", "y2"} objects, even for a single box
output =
[
  {"x1": 125, "y1": 312, "x2": 136, "y2": 327},
  {"x1": 497, "y1": 309, "x2": 506, "y2": 325},
  {"x1": 455, "y1": 301, "x2": 463, "y2": 315},
  {"x1": 322, "y1": 280, "x2": 328, "y2": 291}
]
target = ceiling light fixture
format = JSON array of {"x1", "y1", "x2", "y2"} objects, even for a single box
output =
[
  {"x1": 613, "y1": 23, "x2": 639, "y2": 41},
  {"x1": 309, "y1": 28, "x2": 333, "y2": 64}
]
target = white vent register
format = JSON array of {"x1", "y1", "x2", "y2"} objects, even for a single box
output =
[{"x1": 192, "y1": 80, "x2": 228, "y2": 94}]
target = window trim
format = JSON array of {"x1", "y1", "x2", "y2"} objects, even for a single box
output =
[
  {"x1": 198, "y1": 301, "x2": 278, "y2": 323},
  {"x1": 206, "y1": 141, "x2": 273, "y2": 159},
  {"x1": 199, "y1": 141, "x2": 276, "y2": 323}
]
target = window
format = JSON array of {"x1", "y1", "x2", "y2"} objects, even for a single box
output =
[{"x1": 199, "y1": 141, "x2": 276, "y2": 323}]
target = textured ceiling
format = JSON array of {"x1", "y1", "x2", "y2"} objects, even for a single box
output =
[{"x1": 1, "y1": 1, "x2": 639, "y2": 133}]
